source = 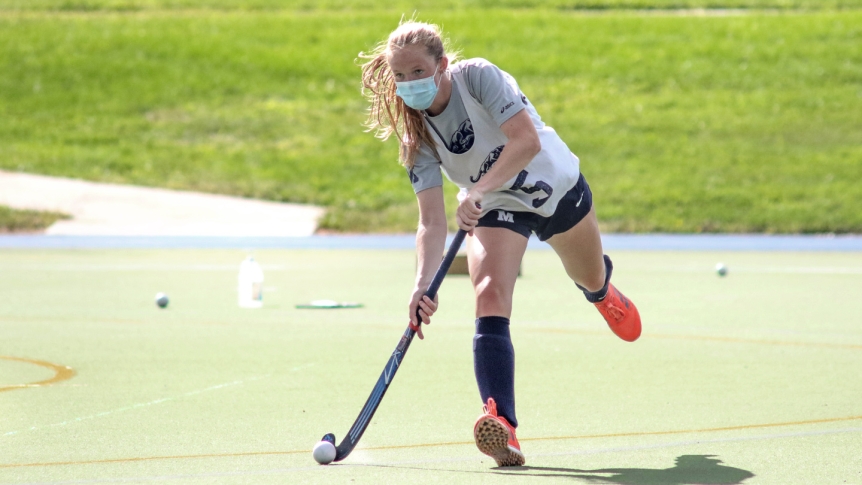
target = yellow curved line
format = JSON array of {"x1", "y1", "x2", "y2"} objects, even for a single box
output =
[
  {"x1": 519, "y1": 414, "x2": 862, "y2": 443},
  {"x1": 0, "y1": 356, "x2": 76, "y2": 393},
  {"x1": 531, "y1": 327, "x2": 862, "y2": 350},
  {"x1": 2, "y1": 414, "x2": 861, "y2": 470},
  {"x1": 649, "y1": 332, "x2": 862, "y2": 350}
]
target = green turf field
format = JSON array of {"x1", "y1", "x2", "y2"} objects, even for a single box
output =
[
  {"x1": 2, "y1": 248, "x2": 860, "y2": 483},
  {"x1": 2, "y1": 5, "x2": 860, "y2": 234}
]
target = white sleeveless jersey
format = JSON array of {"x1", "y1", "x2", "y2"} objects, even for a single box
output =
[{"x1": 426, "y1": 66, "x2": 580, "y2": 218}]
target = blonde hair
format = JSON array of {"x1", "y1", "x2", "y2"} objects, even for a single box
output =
[{"x1": 359, "y1": 20, "x2": 457, "y2": 168}]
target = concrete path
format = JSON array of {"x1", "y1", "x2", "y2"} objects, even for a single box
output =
[{"x1": 0, "y1": 170, "x2": 324, "y2": 237}]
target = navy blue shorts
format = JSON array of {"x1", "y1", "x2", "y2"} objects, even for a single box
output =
[{"x1": 475, "y1": 173, "x2": 593, "y2": 241}]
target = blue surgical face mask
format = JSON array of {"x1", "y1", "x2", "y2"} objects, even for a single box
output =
[{"x1": 395, "y1": 66, "x2": 440, "y2": 110}]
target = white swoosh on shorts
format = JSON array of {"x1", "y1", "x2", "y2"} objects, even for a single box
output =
[{"x1": 575, "y1": 191, "x2": 585, "y2": 207}]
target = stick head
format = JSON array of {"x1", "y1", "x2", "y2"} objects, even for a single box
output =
[{"x1": 321, "y1": 433, "x2": 336, "y2": 445}]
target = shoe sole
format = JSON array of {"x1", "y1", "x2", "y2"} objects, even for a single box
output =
[{"x1": 474, "y1": 416, "x2": 525, "y2": 467}]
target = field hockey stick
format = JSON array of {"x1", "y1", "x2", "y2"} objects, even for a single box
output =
[{"x1": 320, "y1": 229, "x2": 467, "y2": 462}]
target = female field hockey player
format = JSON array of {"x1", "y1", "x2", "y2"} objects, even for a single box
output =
[{"x1": 359, "y1": 20, "x2": 642, "y2": 467}]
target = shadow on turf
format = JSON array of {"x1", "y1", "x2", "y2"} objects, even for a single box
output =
[{"x1": 494, "y1": 455, "x2": 755, "y2": 484}]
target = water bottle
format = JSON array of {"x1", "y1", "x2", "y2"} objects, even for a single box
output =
[{"x1": 238, "y1": 256, "x2": 264, "y2": 308}]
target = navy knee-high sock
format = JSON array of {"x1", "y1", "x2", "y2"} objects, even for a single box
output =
[
  {"x1": 577, "y1": 254, "x2": 613, "y2": 303},
  {"x1": 473, "y1": 316, "x2": 517, "y2": 428}
]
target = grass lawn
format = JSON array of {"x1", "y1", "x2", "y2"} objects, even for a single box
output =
[
  {"x1": 4, "y1": 0, "x2": 862, "y2": 10},
  {"x1": 1, "y1": 3, "x2": 860, "y2": 233},
  {"x1": 0, "y1": 206, "x2": 69, "y2": 233},
  {"x1": 1, "y1": 248, "x2": 861, "y2": 483}
]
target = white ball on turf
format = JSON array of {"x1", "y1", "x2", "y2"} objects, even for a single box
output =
[
  {"x1": 312, "y1": 440, "x2": 336, "y2": 465},
  {"x1": 715, "y1": 263, "x2": 728, "y2": 277},
  {"x1": 155, "y1": 292, "x2": 169, "y2": 308}
]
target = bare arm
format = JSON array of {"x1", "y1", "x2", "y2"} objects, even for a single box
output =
[
  {"x1": 410, "y1": 185, "x2": 448, "y2": 339},
  {"x1": 456, "y1": 108, "x2": 541, "y2": 231}
]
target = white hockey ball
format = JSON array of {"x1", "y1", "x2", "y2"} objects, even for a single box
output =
[{"x1": 312, "y1": 440, "x2": 336, "y2": 465}]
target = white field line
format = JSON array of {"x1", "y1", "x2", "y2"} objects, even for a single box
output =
[
  {"x1": 0, "y1": 264, "x2": 289, "y2": 272},
  {"x1": 733, "y1": 267, "x2": 862, "y2": 275},
  {"x1": 3, "y1": 378, "x2": 265, "y2": 438},
  {"x1": 4, "y1": 466, "x2": 325, "y2": 485},
  {"x1": 627, "y1": 266, "x2": 862, "y2": 275},
  {"x1": 2, "y1": 365, "x2": 309, "y2": 439},
  {"x1": 9, "y1": 426, "x2": 862, "y2": 484}
]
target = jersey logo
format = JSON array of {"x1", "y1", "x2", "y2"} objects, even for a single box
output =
[
  {"x1": 449, "y1": 119, "x2": 474, "y2": 154},
  {"x1": 497, "y1": 210, "x2": 515, "y2": 223},
  {"x1": 408, "y1": 168, "x2": 419, "y2": 184},
  {"x1": 500, "y1": 101, "x2": 515, "y2": 114},
  {"x1": 470, "y1": 145, "x2": 505, "y2": 183}
]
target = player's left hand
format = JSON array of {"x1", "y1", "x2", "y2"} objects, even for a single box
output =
[
  {"x1": 457, "y1": 190, "x2": 483, "y2": 233},
  {"x1": 409, "y1": 293, "x2": 439, "y2": 340}
]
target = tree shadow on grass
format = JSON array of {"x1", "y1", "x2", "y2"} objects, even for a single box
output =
[{"x1": 494, "y1": 455, "x2": 755, "y2": 484}]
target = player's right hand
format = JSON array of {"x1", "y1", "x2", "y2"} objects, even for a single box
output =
[{"x1": 456, "y1": 191, "x2": 483, "y2": 233}]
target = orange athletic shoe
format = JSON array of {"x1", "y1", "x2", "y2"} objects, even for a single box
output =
[
  {"x1": 595, "y1": 283, "x2": 641, "y2": 342},
  {"x1": 473, "y1": 397, "x2": 525, "y2": 467}
]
